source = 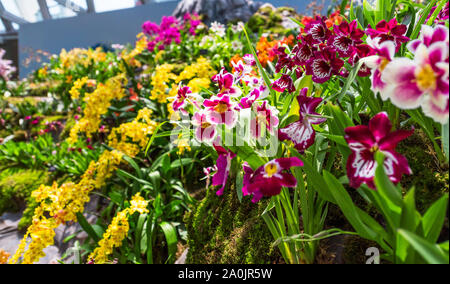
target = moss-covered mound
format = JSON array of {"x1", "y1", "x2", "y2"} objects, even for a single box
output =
[
  {"x1": 0, "y1": 169, "x2": 49, "y2": 230},
  {"x1": 185, "y1": 181, "x2": 280, "y2": 264},
  {"x1": 248, "y1": 5, "x2": 301, "y2": 34}
]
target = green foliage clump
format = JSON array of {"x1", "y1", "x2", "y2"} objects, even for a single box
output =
[
  {"x1": 0, "y1": 169, "x2": 49, "y2": 228},
  {"x1": 185, "y1": 180, "x2": 280, "y2": 264}
]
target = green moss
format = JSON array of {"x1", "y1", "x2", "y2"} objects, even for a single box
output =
[
  {"x1": 398, "y1": 128, "x2": 449, "y2": 212},
  {"x1": 0, "y1": 169, "x2": 49, "y2": 228},
  {"x1": 248, "y1": 6, "x2": 301, "y2": 34},
  {"x1": 185, "y1": 180, "x2": 279, "y2": 264}
]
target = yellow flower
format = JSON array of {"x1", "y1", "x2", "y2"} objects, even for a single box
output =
[
  {"x1": 88, "y1": 193, "x2": 149, "y2": 264},
  {"x1": 69, "y1": 77, "x2": 88, "y2": 100}
]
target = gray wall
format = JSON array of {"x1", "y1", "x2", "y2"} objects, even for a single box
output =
[
  {"x1": 18, "y1": 1, "x2": 179, "y2": 77},
  {"x1": 18, "y1": 0, "x2": 332, "y2": 78}
]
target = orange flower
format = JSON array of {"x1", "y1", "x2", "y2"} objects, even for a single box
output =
[
  {"x1": 326, "y1": 10, "x2": 343, "y2": 28},
  {"x1": 129, "y1": 88, "x2": 139, "y2": 102}
]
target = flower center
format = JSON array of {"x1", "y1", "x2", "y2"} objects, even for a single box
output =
[
  {"x1": 416, "y1": 64, "x2": 437, "y2": 91},
  {"x1": 214, "y1": 102, "x2": 229, "y2": 114},
  {"x1": 370, "y1": 144, "x2": 379, "y2": 153},
  {"x1": 379, "y1": 58, "x2": 390, "y2": 72},
  {"x1": 201, "y1": 122, "x2": 212, "y2": 129},
  {"x1": 264, "y1": 163, "x2": 279, "y2": 177}
]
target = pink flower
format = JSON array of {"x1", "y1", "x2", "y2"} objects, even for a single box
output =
[
  {"x1": 345, "y1": 112, "x2": 413, "y2": 189},
  {"x1": 278, "y1": 88, "x2": 326, "y2": 153},
  {"x1": 271, "y1": 74, "x2": 296, "y2": 93},
  {"x1": 365, "y1": 19, "x2": 410, "y2": 52},
  {"x1": 363, "y1": 39, "x2": 396, "y2": 95},
  {"x1": 203, "y1": 95, "x2": 237, "y2": 128},
  {"x1": 250, "y1": 101, "x2": 279, "y2": 138},
  {"x1": 330, "y1": 20, "x2": 365, "y2": 57},
  {"x1": 212, "y1": 145, "x2": 236, "y2": 196},
  {"x1": 407, "y1": 25, "x2": 449, "y2": 53},
  {"x1": 381, "y1": 27, "x2": 449, "y2": 124},
  {"x1": 242, "y1": 157, "x2": 303, "y2": 203},
  {"x1": 242, "y1": 54, "x2": 256, "y2": 66},
  {"x1": 348, "y1": 44, "x2": 376, "y2": 77},
  {"x1": 172, "y1": 85, "x2": 192, "y2": 113},
  {"x1": 192, "y1": 111, "x2": 217, "y2": 142}
]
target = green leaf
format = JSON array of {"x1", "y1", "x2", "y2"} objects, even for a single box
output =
[
  {"x1": 76, "y1": 213, "x2": 101, "y2": 243},
  {"x1": 159, "y1": 222, "x2": 178, "y2": 264},
  {"x1": 398, "y1": 229, "x2": 449, "y2": 264},
  {"x1": 422, "y1": 194, "x2": 449, "y2": 243},
  {"x1": 443, "y1": 123, "x2": 449, "y2": 162}
]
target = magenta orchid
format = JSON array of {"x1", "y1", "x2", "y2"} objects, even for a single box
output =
[
  {"x1": 192, "y1": 111, "x2": 217, "y2": 142},
  {"x1": 250, "y1": 101, "x2": 279, "y2": 138},
  {"x1": 345, "y1": 112, "x2": 413, "y2": 190},
  {"x1": 278, "y1": 88, "x2": 326, "y2": 153},
  {"x1": 212, "y1": 68, "x2": 242, "y2": 97},
  {"x1": 172, "y1": 85, "x2": 192, "y2": 113},
  {"x1": 242, "y1": 157, "x2": 303, "y2": 203},
  {"x1": 203, "y1": 95, "x2": 238, "y2": 127},
  {"x1": 365, "y1": 19, "x2": 410, "y2": 51},
  {"x1": 381, "y1": 25, "x2": 449, "y2": 124}
]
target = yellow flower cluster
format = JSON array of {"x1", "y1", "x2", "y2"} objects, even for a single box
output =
[
  {"x1": 69, "y1": 74, "x2": 128, "y2": 144},
  {"x1": 59, "y1": 47, "x2": 107, "y2": 71},
  {"x1": 88, "y1": 193, "x2": 149, "y2": 264},
  {"x1": 69, "y1": 77, "x2": 88, "y2": 100},
  {"x1": 122, "y1": 33, "x2": 148, "y2": 64},
  {"x1": 10, "y1": 150, "x2": 123, "y2": 264},
  {"x1": 176, "y1": 57, "x2": 216, "y2": 84},
  {"x1": 108, "y1": 108, "x2": 158, "y2": 157},
  {"x1": 0, "y1": 249, "x2": 9, "y2": 264},
  {"x1": 150, "y1": 64, "x2": 178, "y2": 103}
]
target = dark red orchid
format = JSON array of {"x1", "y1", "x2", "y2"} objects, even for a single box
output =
[
  {"x1": 365, "y1": 19, "x2": 410, "y2": 52},
  {"x1": 345, "y1": 112, "x2": 413, "y2": 190},
  {"x1": 349, "y1": 44, "x2": 376, "y2": 77},
  {"x1": 271, "y1": 74, "x2": 296, "y2": 93},
  {"x1": 330, "y1": 20, "x2": 365, "y2": 57},
  {"x1": 242, "y1": 157, "x2": 303, "y2": 203},
  {"x1": 292, "y1": 34, "x2": 316, "y2": 66},
  {"x1": 305, "y1": 47, "x2": 344, "y2": 83},
  {"x1": 278, "y1": 88, "x2": 326, "y2": 153},
  {"x1": 304, "y1": 16, "x2": 332, "y2": 43}
]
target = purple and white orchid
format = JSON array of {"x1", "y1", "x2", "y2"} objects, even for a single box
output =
[
  {"x1": 345, "y1": 112, "x2": 413, "y2": 190},
  {"x1": 278, "y1": 88, "x2": 326, "y2": 153},
  {"x1": 250, "y1": 101, "x2": 280, "y2": 138}
]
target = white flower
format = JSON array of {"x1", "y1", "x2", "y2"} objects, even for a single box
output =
[{"x1": 210, "y1": 21, "x2": 226, "y2": 38}]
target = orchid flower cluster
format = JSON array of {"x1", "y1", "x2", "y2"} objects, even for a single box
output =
[
  {"x1": 365, "y1": 24, "x2": 449, "y2": 124},
  {"x1": 271, "y1": 16, "x2": 410, "y2": 90},
  {"x1": 142, "y1": 13, "x2": 203, "y2": 52}
]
